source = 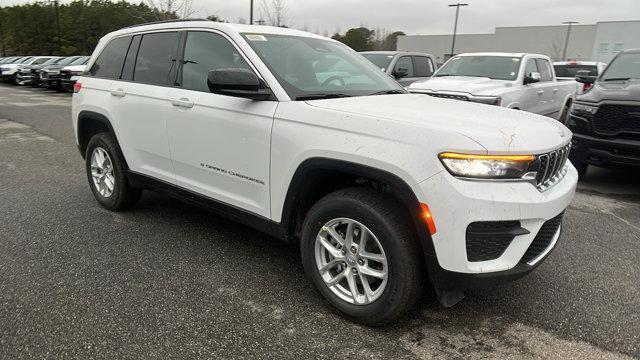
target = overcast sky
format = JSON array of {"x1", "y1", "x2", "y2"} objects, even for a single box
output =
[{"x1": 3, "y1": 0, "x2": 640, "y2": 35}]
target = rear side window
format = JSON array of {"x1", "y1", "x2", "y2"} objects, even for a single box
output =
[
  {"x1": 89, "y1": 36, "x2": 131, "y2": 79},
  {"x1": 180, "y1": 31, "x2": 252, "y2": 92},
  {"x1": 121, "y1": 35, "x2": 141, "y2": 81},
  {"x1": 413, "y1": 56, "x2": 433, "y2": 77},
  {"x1": 133, "y1": 32, "x2": 180, "y2": 85},
  {"x1": 535, "y1": 59, "x2": 553, "y2": 82}
]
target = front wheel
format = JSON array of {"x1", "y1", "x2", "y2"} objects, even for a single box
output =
[
  {"x1": 300, "y1": 188, "x2": 424, "y2": 326},
  {"x1": 85, "y1": 132, "x2": 142, "y2": 210}
]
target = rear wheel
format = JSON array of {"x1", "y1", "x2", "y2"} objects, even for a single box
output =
[
  {"x1": 300, "y1": 188, "x2": 423, "y2": 326},
  {"x1": 85, "y1": 132, "x2": 142, "y2": 210}
]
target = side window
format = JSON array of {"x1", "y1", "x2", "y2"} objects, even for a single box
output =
[
  {"x1": 121, "y1": 35, "x2": 141, "y2": 81},
  {"x1": 535, "y1": 59, "x2": 553, "y2": 81},
  {"x1": 89, "y1": 36, "x2": 132, "y2": 79},
  {"x1": 180, "y1": 31, "x2": 252, "y2": 92},
  {"x1": 394, "y1": 56, "x2": 414, "y2": 77},
  {"x1": 133, "y1": 31, "x2": 180, "y2": 85},
  {"x1": 524, "y1": 58, "x2": 538, "y2": 76},
  {"x1": 412, "y1": 56, "x2": 433, "y2": 77}
]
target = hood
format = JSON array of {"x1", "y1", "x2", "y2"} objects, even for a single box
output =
[
  {"x1": 61, "y1": 65, "x2": 86, "y2": 72},
  {"x1": 577, "y1": 79, "x2": 640, "y2": 103},
  {"x1": 409, "y1": 76, "x2": 513, "y2": 96},
  {"x1": 0, "y1": 63, "x2": 21, "y2": 69},
  {"x1": 42, "y1": 64, "x2": 66, "y2": 71},
  {"x1": 305, "y1": 94, "x2": 570, "y2": 154}
]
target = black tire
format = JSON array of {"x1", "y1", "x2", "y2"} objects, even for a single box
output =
[
  {"x1": 570, "y1": 156, "x2": 588, "y2": 180},
  {"x1": 300, "y1": 187, "x2": 424, "y2": 326},
  {"x1": 558, "y1": 101, "x2": 571, "y2": 124},
  {"x1": 85, "y1": 132, "x2": 142, "y2": 210}
]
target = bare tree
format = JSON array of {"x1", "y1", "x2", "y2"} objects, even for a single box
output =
[
  {"x1": 259, "y1": 0, "x2": 289, "y2": 27},
  {"x1": 142, "y1": 0, "x2": 197, "y2": 20},
  {"x1": 549, "y1": 35, "x2": 564, "y2": 61}
]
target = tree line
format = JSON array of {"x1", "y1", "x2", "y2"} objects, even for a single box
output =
[
  {"x1": 0, "y1": 0, "x2": 404, "y2": 57},
  {"x1": 0, "y1": 0, "x2": 174, "y2": 56}
]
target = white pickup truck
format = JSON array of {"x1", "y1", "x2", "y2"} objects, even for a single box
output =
[{"x1": 408, "y1": 53, "x2": 580, "y2": 120}]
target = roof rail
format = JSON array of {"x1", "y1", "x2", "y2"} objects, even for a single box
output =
[{"x1": 122, "y1": 18, "x2": 211, "y2": 30}]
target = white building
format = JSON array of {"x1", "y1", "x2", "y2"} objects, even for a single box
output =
[{"x1": 397, "y1": 20, "x2": 640, "y2": 64}]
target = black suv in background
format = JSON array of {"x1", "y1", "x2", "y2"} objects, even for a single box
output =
[{"x1": 569, "y1": 49, "x2": 640, "y2": 177}]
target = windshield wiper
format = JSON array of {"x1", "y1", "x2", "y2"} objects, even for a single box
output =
[
  {"x1": 603, "y1": 77, "x2": 630, "y2": 82},
  {"x1": 296, "y1": 93, "x2": 353, "y2": 101},
  {"x1": 369, "y1": 89, "x2": 406, "y2": 95}
]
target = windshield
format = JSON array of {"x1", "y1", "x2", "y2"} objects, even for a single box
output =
[
  {"x1": 361, "y1": 53, "x2": 395, "y2": 71},
  {"x1": 600, "y1": 52, "x2": 640, "y2": 81},
  {"x1": 554, "y1": 64, "x2": 598, "y2": 77},
  {"x1": 242, "y1": 34, "x2": 404, "y2": 100},
  {"x1": 18, "y1": 57, "x2": 33, "y2": 64},
  {"x1": 56, "y1": 56, "x2": 81, "y2": 66},
  {"x1": 41, "y1": 57, "x2": 61, "y2": 65},
  {"x1": 435, "y1": 55, "x2": 522, "y2": 80},
  {"x1": 70, "y1": 56, "x2": 89, "y2": 65}
]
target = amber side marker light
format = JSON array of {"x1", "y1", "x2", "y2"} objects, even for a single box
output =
[
  {"x1": 420, "y1": 203, "x2": 437, "y2": 235},
  {"x1": 439, "y1": 152, "x2": 535, "y2": 162}
]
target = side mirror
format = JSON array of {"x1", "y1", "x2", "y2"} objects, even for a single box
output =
[
  {"x1": 207, "y1": 68, "x2": 272, "y2": 100},
  {"x1": 393, "y1": 68, "x2": 409, "y2": 79},
  {"x1": 575, "y1": 70, "x2": 596, "y2": 85},
  {"x1": 524, "y1": 72, "x2": 541, "y2": 85}
]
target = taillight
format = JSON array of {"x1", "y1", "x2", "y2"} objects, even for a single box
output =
[
  {"x1": 583, "y1": 83, "x2": 592, "y2": 92},
  {"x1": 73, "y1": 82, "x2": 82, "y2": 93}
]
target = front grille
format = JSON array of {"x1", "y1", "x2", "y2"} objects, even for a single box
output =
[
  {"x1": 594, "y1": 104, "x2": 640, "y2": 138},
  {"x1": 425, "y1": 92, "x2": 469, "y2": 101},
  {"x1": 466, "y1": 220, "x2": 529, "y2": 262},
  {"x1": 60, "y1": 70, "x2": 71, "y2": 80},
  {"x1": 535, "y1": 144, "x2": 570, "y2": 191},
  {"x1": 519, "y1": 212, "x2": 564, "y2": 265}
]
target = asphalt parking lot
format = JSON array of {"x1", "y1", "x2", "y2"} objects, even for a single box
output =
[{"x1": 0, "y1": 84, "x2": 638, "y2": 359}]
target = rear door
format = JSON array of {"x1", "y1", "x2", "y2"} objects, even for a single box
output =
[
  {"x1": 165, "y1": 30, "x2": 276, "y2": 218},
  {"x1": 104, "y1": 31, "x2": 181, "y2": 184}
]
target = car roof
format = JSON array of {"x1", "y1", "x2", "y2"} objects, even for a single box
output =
[
  {"x1": 455, "y1": 52, "x2": 537, "y2": 57},
  {"x1": 553, "y1": 61, "x2": 603, "y2": 65},
  {"x1": 621, "y1": 48, "x2": 640, "y2": 54},
  {"x1": 360, "y1": 51, "x2": 434, "y2": 57},
  {"x1": 107, "y1": 20, "x2": 326, "y2": 40}
]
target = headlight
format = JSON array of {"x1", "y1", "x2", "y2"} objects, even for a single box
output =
[
  {"x1": 71, "y1": 71, "x2": 84, "y2": 76},
  {"x1": 49, "y1": 69, "x2": 60, "y2": 74},
  {"x1": 471, "y1": 96, "x2": 502, "y2": 106},
  {"x1": 439, "y1": 152, "x2": 536, "y2": 179},
  {"x1": 571, "y1": 103, "x2": 597, "y2": 114}
]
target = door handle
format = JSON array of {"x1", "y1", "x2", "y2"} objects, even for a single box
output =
[
  {"x1": 110, "y1": 88, "x2": 126, "y2": 97},
  {"x1": 552, "y1": 88, "x2": 558, "y2": 93},
  {"x1": 537, "y1": 90, "x2": 545, "y2": 95},
  {"x1": 170, "y1": 98, "x2": 194, "y2": 108}
]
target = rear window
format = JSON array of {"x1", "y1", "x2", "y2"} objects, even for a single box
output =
[
  {"x1": 554, "y1": 64, "x2": 598, "y2": 77},
  {"x1": 89, "y1": 36, "x2": 132, "y2": 79},
  {"x1": 133, "y1": 32, "x2": 180, "y2": 85}
]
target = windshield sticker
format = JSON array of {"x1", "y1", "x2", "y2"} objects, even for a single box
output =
[{"x1": 246, "y1": 34, "x2": 267, "y2": 41}]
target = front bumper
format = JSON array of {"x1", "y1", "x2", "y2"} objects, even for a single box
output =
[
  {"x1": 412, "y1": 162, "x2": 577, "y2": 293},
  {"x1": 571, "y1": 132, "x2": 640, "y2": 168}
]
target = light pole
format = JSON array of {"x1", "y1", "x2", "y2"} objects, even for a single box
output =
[
  {"x1": 562, "y1": 21, "x2": 578, "y2": 61},
  {"x1": 250, "y1": 0, "x2": 254, "y2": 25},
  {"x1": 448, "y1": 3, "x2": 468, "y2": 58}
]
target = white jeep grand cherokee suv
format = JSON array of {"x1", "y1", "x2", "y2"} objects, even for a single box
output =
[{"x1": 72, "y1": 20, "x2": 577, "y2": 325}]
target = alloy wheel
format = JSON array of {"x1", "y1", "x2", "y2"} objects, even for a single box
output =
[
  {"x1": 314, "y1": 218, "x2": 388, "y2": 305},
  {"x1": 90, "y1": 147, "x2": 115, "y2": 198}
]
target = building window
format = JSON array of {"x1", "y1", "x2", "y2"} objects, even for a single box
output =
[
  {"x1": 613, "y1": 43, "x2": 624, "y2": 53},
  {"x1": 598, "y1": 43, "x2": 609, "y2": 53}
]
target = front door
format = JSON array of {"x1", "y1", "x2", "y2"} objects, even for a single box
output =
[{"x1": 165, "y1": 30, "x2": 277, "y2": 218}]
